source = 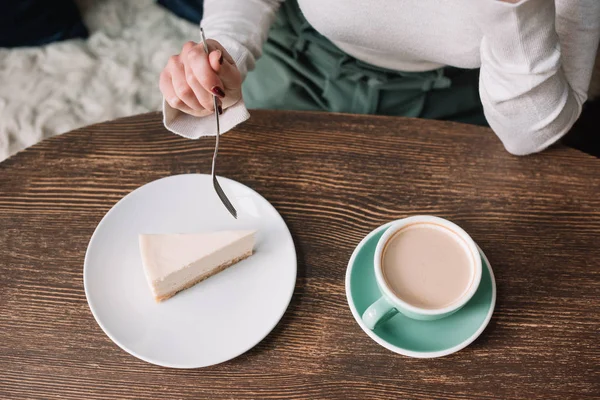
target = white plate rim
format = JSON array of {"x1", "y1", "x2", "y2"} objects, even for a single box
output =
[
  {"x1": 345, "y1": 222, "x2": 497, "y2": 358},
  {"x1": 84, "y1": 174, "x2": 297, "y2": 368}
]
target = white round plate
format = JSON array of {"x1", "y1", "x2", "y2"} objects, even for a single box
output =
[{"x1": 84, "y1": 174, "x2": 297, "y2": 368}]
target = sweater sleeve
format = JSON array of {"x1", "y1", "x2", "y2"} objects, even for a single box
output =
[
  {"x1": 163, "y1": 0, "x2": 283, "y2": 139},
  {"x1": 475, "y1": 0, "x2": 600, "y2": 155}
]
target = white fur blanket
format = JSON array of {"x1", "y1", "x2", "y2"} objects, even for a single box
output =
[{"x1": 0, "y1": 0, "x2": 196, "y2": 161}]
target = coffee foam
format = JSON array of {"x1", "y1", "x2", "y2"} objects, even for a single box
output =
[{"x1": 381, "y1": 222, "x2": 475, "y2": 310}]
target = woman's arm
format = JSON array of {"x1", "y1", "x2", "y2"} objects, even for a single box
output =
[
  {"x1": 161, "y1": 0, "x2": 283, "y2": 139},
  {"x1": 476, "y1": 0, "x2": 600, "y2": 155},
  {"x1": 202, "y1": 0, "x2": 283, "y2": 79}
]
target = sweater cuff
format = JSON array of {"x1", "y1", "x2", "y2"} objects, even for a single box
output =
[
  {"x1": 162, "y1": 98, "x2": 250, "y2": 139},
  {"x1": 475, "y1": 0, "x2": 557, "y2": 70}
]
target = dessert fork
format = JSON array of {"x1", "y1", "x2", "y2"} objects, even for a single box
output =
[{"x1": 200, "y1": 27, "x2": 237, "y2": 219}]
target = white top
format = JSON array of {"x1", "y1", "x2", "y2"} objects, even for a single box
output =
[{"x1": 163, "y1": 0, "x2": 600, "y2": 155}]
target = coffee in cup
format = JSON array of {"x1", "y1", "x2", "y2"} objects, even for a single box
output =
[
  {"x1": 381, "y1": 222, "x2": 475, "y2": 310},
  {"x1": 362, "y1": 216, "x2": 482, "y2": 329}
]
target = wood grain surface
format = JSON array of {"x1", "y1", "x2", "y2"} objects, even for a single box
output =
[{"x1": 0, "y1": 111, "x2": 599, "y2": 400}]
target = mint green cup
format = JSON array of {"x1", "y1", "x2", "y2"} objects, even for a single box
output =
[{"x1": 362, "y1": 216, "x2": 482, "y2": 330}]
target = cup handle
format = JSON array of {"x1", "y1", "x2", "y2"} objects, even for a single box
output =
[{"x1": 362, "y1": 296, "x2": 398, "y2": 330}]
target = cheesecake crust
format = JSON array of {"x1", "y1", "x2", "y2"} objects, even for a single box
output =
[{"x1": 154, "y1": 250, "x2": 253, "y2": 302}]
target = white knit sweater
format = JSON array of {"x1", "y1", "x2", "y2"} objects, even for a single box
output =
[{"x1": 163, "y1": 0, "x2": 600, "y2": 155}]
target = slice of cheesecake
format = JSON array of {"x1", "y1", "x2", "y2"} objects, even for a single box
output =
[{"x1": 139, "y1": 230, "x2": 255, "y2": 302}]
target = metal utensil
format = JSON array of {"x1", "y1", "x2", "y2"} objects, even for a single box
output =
[{"x1": 200, "y1": 27, "x2": 237, "y2": 219}]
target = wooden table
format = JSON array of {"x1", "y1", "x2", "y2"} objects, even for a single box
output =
[{"x1": 1, "y1": 111, "x2": 598, "y2": 399}]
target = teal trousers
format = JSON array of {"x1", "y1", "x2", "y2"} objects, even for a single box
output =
[{"x1": 243, "y1": 0, "x2": 487, "y2": 126}]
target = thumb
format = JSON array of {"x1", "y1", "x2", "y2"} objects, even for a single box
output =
[
  {"x1": 209, "y1": 51, "x2": 242, "y2": 107},
  {"x1": 214, "y1": 58, "x2": 241, "y2": 89},
  {"x1": 208, "y1": 50, "x2": 223, "y2": 73},
  {"x1": 209, "y1": 50, "x2": 240, "y2": 88}
]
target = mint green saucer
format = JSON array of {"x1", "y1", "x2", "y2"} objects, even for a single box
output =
[{"x1": 345, "y1": 223, "x2": 496, "y2": 358}]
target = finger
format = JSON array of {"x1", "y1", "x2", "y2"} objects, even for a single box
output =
[
  {"x1": 187, "y1": 46, "x2": 226, "y2": 98},
  {"x1": 214, "y1": 55, "x2": 241, "y2": 87},
  {"x1": 203, "y1": 41, "x2": 241, "y2": 97},
  {"x1": 160, "y1": 70, "x2": 194, "y2": 114},
  {"x1": 180, "y1": 41, "x2": 196, "y2": 57},
  {"x1": 185, "y1": 70, "x2": 215, "y2": 112},
  {"x1": 182, "y1": 53, "x2": 216, "y2": 112},
  {"x1": 208, "y1": 56, "x2": 242, "y2": 110},
  {"x1": 168, "y1": 56, "x2": 203, "y2": 110},
  {"x1": 208, "y1": 50, "x2": 223, "y2": 73},
  {"x1": 180, "y1": 42, "x2": 208, "y2": 106},
  {"x1": 206, "y1": 39, "x2": 235, "y2": 64}
]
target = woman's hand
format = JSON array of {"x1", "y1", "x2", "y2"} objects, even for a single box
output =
[{"x1": 159, "y1": 40, "x2": 242, "y2": 117}]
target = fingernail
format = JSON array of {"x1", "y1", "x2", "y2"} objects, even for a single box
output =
[
  {"x1": 218, "y1": 51, "x2": 224, "y2": 65},
  {"x1": 218, "y1": 105, "x2": 223, "y2": 115},
  {"x1": 211, "y1": 86, "x2": 225, "y2": 98}
]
